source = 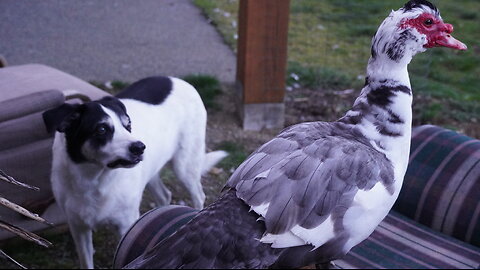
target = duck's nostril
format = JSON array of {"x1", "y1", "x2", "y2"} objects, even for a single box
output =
[
  {"x1": 129, "y1": 141, "x2": 146, "y2": 155},
  {"x1": 444, "y1": 23, "x2": 453, "y2": 34}
]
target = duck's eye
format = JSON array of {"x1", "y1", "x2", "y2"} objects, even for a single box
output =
[{"x1": 424, "y1": 19, "x2": 433, "y2": 26}]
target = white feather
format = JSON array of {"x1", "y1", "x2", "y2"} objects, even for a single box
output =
[
  {"x1": 260, "y1": 231, "x2": 305, "y2": 248},
  {"x1": 342, "y1": 181, "x2": 397, "y2": 253},
  {"x1": 250, "y1": 202, "x2": 269, "y2": 216},
  {"x1": 291, "y1": 215, "x2": 336, "y2": 249}
]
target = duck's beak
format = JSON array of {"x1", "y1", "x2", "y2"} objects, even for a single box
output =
[{"x1": 433, "y1": 23, "x2": 467, "y2": 50}]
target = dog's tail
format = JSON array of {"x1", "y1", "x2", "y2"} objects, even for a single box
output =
[{"x1": 202, "y1": 150, "x2": 228, "y2": 175}]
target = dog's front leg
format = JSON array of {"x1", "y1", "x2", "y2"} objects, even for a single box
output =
[{"x1": 69, "y1": 221, "x2": 94, "y2": 269}]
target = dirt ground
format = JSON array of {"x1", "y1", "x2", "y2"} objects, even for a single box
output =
[
  {"x1": 206, "y1": 84, "x2": 359, "y2": 154},
  {"x1": 211, "y1": 84, "x2": 479, "y2": 147},
  {"x1": 207, "y1": 84, "x2": 479, "y2": 156}
]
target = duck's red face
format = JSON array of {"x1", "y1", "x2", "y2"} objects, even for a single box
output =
[{"x1": 401, "y1": 12, "x2": 467, "y2": 50}]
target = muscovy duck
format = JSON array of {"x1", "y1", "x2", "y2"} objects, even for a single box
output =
[{"x1": 125, "y1": 0, "x2": 467, "y2": 268}]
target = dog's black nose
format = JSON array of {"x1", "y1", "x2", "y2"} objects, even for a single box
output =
[{"x1": 129, "y1": 141, "x2": 146, "y2": 155}]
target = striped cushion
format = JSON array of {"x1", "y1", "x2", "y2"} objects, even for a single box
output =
[
  {"x1": 113, "y1": 205, "x2": 198, "y2": 269},
  {"x1": 114, "y1": 125, "x2": 480, "y2": 268},
  {"x1": 335, "y1": 211, "x2": 480, "y2": 269},
  {"x1": 114, "y1": 207, "x2": 480, "y2": 269},
  {"x1": 394, "y1": 125, "x2": 480, "y2": 247}
]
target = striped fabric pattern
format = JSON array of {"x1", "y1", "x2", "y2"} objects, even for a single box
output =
[
  {"x1": 335, "y1": 211, "x2": 480, "y2": 269},
  {"x1": 114, "y1": 207, "x2": 480, "y2": 269},
  {"x1": 393, "y1": 125, "x2": 480, "y2": 247},
  {"x1": 113, "y1": 205, "x2": 198, "y2": 269}
]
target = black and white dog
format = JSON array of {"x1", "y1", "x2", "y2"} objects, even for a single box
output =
[{"x1": 43, "y1": 76, "x2": 227, "y2": 269}]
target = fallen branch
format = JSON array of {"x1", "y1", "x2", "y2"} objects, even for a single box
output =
[
  {"x1": 0, "y1": 196, "x2": 52, "y2": 226},
  {"x1": 0, "y1": 220, "x2": 52, "y2": 248},
  {"x1": 0, "y1": 170, "x2": 39, "y2": 191},
  {"x1": 0, "y1": 170, "x2": 53, "y2": 268},
  {"x1": 0, "y1": 249, "x2": 27, "y2": 269}
]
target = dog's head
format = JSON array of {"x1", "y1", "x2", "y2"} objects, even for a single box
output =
[{"x1": 43, "y1": 96, "x2": 145, "y2": 169}]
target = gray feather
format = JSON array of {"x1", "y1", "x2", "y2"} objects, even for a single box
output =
[{"x1": 225, "y1": 121, "x2": 395, "y2": 236}]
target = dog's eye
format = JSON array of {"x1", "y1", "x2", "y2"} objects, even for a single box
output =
[{"x1": 95, "y1": 126, "x2": 107, "y2": 136}]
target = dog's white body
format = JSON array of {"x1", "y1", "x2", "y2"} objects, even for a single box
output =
[{"x1": 47, "y1": 77, "x2": 226, "y2": 268}]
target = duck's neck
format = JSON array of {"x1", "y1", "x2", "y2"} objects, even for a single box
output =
[
  {"x1": 366, "y1": 54, "x2": 412, "y2": 86},
  {"x1": 339, "y1": 55, "x2": 413, "y2": 155}
]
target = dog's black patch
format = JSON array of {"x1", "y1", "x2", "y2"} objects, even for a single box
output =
[
  {"x1": 67, "y1": 102, "x2": 115, "y2": 163},
  {"x1": 116, "y1": 76, "x2": 173, "y2": 105},
  {"x1": 98, "y1": 96, "x2": 131, "y2": 132},
  {"x1": 43, "y1": 101, "x2": 119, "y2": 163},
  {"x1": 43, "y1": 103, "x2": 81, "y2": 133}
]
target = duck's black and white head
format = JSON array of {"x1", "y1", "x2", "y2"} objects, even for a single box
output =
[{"x1": 370, "y1": 0, "x2": 466, "y2": 66}]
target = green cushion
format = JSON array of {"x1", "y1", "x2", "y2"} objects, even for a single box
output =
[
  {"x1": 394, "y1": 125, "x2": 480, "y2": 247},
  {"x1": 336, "y1": 211, "x2": 480, "y2": 269}
]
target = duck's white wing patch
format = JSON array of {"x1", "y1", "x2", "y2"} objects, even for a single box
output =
[
  {"x1": 258, "y1": 215, "x2": 335, "y2": 249},
  {"x1": 260, "y1": 231, "x2": 306, "y2": 248},
  {"x1": 343, "y1": 181, "x2": 397, "y2": 251},
  {"x1": 290, "y1": 215, "x2": 335, "y2": 248},
  {"x1": 251, "y1": 202, "x2": 269, "y2": 217}
]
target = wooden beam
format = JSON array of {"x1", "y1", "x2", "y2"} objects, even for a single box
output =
[
  {"x1": 236, "y1": 0, "x2": 290, "y2": 130},
  {"x1": 237, "y1": 0, "x2": 290, "y2": 104}
]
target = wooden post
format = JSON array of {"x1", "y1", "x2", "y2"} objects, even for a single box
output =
[{"x1": 236, "y1": 0, "x2": 290, "y2": 130}]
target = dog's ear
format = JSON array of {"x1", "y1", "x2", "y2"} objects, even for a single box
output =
[{"x1": 42, "y1": 103, "x2": 82, "y2": 133}]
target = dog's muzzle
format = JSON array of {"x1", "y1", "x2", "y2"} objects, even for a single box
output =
[{"x1": 107, "y1": 141, "x2": 146, "y2": 169}]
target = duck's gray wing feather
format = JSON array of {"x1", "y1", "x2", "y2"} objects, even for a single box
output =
[{"x1": 225, "y1": 122, "x2": 395, "y2": 235}]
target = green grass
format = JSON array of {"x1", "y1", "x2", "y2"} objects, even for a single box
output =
[
  {"x1": 194, "y1": 0, "x2": 480, "y2": 125},
  {"x1": 0, "y1": 227, "x2": 117, "y2": 269},
  {"x1": 1, "y1": 232, "x2": 77, "y2": 269},
  {"x1": 193, "y1": 0, "x2": 239, "y2": 51},
  {"x1": 215, "y1": 141, "x2": 249, "y2": 172},
  {"x1": 182, "y1": 74, "x2": 222, "y2": 109},
  {"x1": 287, "y1": 62, "x2": 361, "y2": 90}
]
